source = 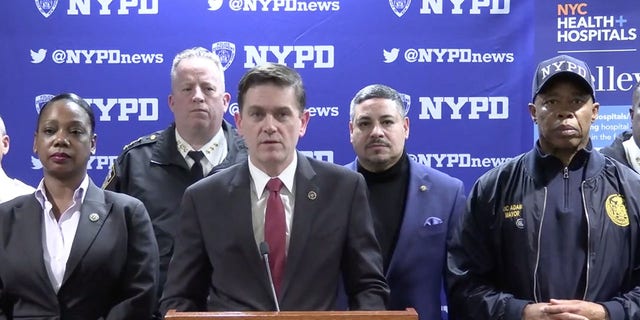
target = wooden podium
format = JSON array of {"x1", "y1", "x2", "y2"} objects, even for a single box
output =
[{"x1": 164, "y1": 308, "x2": 418, "y2": 320}]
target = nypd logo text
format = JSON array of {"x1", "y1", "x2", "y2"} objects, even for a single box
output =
[
  {"x1": 86, "y1": 98, "x2": 159, "y2": 122},
  {"x1": 223, "y1": 0, "x2": 339, "y2": 12},
  {"x1": 418, "y1": 96, "x2": 509, "y2": 120},
  {"x1": 384, "y1": 48, "x2": 514, "y2": 64},
  {"x1": 36, "y1": 0, "x2": 159, "y2": 17},
  {"x1": 409, "y1": 153, "x2": 511, "y2": 168},
  {"x1": 390, "y1": 0, "x2": 510, "y2": 17},
  {"x1": 67, "y1": 0, "x2": 158, "y2": 15},
  {"x1": 419, "y1": 0, "x2": 510, "y2": 14},
  {"x1": 46, "y1": 49, "x2": 164, "y2": 64},
  {"x1": 245, "y1": 45, "x2": 334, "y2": 68}
]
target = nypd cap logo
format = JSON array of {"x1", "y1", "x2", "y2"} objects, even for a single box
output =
[
  {"x1": 532, "y1": 54, "x2": 595, "y2": 102},
  {"x1": 212, "y1": 41, "x2": 236, "y2": 71}
]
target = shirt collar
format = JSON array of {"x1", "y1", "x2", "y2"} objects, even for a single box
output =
[
  {"x1": 622, "y1": 136, "x2": 640, "y2": 173},
  {"x1": 248, "y1": 153, "x2": 298, "y2": 198},
  {"x1": 174, "y1": 128, "x2": 225, "y2": 163},
  {"x1": 35, "y1": 175, "x2": 90, "y2": 209},
  {"x1": 533, "y1": 140, "x2": 592, "y2": 183}
]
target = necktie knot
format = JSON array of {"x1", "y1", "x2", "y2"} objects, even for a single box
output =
[
  {"x1": 187, "y1": 150, "x2": 205, "y2": 162},
  {"x1": 266, "y1": 178, "x2": 283, "y2": 193}
]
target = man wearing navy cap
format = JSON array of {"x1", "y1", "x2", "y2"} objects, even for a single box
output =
[{"x1": 446, "y1": 55, "x2": 640, "y2": 320}]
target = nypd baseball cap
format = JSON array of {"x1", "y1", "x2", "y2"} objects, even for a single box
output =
[{"x1": 531, "y1": 54, "x2": 595, "y2": 102}]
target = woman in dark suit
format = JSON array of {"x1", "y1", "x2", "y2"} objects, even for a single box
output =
[{"x1": 0, "y1": 93, "x2": 159, "y2": 319}]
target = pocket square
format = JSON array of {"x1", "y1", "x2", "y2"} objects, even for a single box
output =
[{"x1": 423, "y1": 216, "x2": 443, "y2": 226}]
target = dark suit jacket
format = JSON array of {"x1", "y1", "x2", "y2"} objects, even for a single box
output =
[
  {"x1": 160, "y1": 153, "x2": 389, "y2": 313},
  {"x1": 0, "y1": 180, "x2": 159, "y2": 320}
]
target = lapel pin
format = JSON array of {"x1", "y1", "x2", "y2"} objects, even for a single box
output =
[
  {"x1": 419, "y1": 185, "x2": 428, "y2": 192},
  {"x1": 307, "y1": 191, "x2": 317, "y2": 200},
  {"x1": 89, "y1": 213, "x2": 100, "y2": 222}
]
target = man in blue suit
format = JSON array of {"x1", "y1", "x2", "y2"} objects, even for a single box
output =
[{"x1": 345, "y1": 84, "x2": 466, "y2": 320}]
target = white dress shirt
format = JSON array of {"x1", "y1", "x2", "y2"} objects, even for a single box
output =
[
  {"x1": 248, "y1": 153, "x2": 298, "y2": 253},
  {"x1": 35, "y1": 175, "x2": 89, "y2": 293},
  {"x1": 175, "y1": 128, "x2": 228, "y2": 176}
]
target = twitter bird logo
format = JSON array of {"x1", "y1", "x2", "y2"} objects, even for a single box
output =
[
  {"x1": 31, "y1": 156, "x2": 43, "y2": 170},
  {"x1": 208, "y1": 0, "x2": 223, "y2": 11},
  {"x1": 30, "y1": 49, "x2": 47, "y2": 64},
  {"x1": 383, "y1": 48, "x2": 400, "y2": 63}
]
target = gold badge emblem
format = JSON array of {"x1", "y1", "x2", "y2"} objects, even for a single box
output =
[{"x1": 605, "y1": 194, "x2": 629, "y2": 227}]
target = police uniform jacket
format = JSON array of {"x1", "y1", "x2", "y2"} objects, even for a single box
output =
[{"x1": 102, "y1": 120, "x2": 247, "y2": 293}]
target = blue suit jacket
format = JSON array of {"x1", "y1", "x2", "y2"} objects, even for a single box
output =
[{"x1": 346, "y1": 158, "x2": 466, "y2": 320}]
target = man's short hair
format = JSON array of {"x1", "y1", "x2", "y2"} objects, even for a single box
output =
[
  {"x1": 170, "y1": 47, "x2": 225, "y2": 88},
  {"x1": 237, "y1": 63, "x2": 306, "y2": 114},
  {"x1": 349, "y1": 84, "x2": 407, "y2": 121}
]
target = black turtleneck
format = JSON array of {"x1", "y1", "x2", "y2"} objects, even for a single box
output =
[{"x1": 357, "y1": 152, "x2": 409, "y2": 271}]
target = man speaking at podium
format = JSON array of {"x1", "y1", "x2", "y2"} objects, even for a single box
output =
[{"x1": 159, "y1": 63, "x2": 389, "y2": 314}]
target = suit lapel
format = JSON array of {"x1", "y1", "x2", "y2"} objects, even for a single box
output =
[
  {"x1": 63, "y1": 181, "x2": 111, "y2": 284},
  {"x1": 13, "y1": 197, "x2": 57, "y2": 295},
  {"x1": 280, "y1": 154, "x2": 318, "y2": 298},
  {"x1": 387, "y1": 161, "x2": 432, "y2": 275},
  {"x1": 228, "y1": 162, "x2": 269, "y2": 289}
]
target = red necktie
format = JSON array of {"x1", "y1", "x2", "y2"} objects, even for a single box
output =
[{"x1": 264, "y1": 178, "x2": 286, "y2": 297}]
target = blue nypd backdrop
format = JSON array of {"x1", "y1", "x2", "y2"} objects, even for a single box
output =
[{"x1": 1, "y1": 0, "x2": 638, "y2": 192}]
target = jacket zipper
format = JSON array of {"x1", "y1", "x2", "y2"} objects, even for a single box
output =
[
  {"x1": 563, "y1": 167, "x2": 569, "y2": 210},
  {"x1": 580, "y1": 181, "x2": 590, "y2": 300},
  {"x1": 533, "y1": 187, "x2": 548, "y2": 303}
]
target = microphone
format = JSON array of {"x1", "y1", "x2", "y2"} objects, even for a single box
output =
[{"x1": 259, "y1": 241, "x2": 280, "y2": 312}]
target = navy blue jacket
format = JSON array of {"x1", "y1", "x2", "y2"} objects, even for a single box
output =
[{"x1": 447, "y1": 145, "x2": 640, "y2": 320}]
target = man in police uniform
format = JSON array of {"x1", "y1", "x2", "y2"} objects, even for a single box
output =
[{"x1": 103, "y1": 47, "x2": 247, "y2": 302}]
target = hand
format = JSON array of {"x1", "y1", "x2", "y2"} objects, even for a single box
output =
[
  {"x1": 539, "y1": 299, "x2": 608, "y2": 320},
  {"x1": 523, "y1": 303, "x2": 553, "y2": 320}
]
